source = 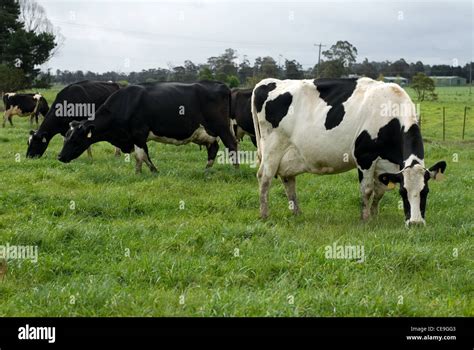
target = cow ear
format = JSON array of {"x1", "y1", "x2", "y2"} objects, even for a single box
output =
[
  {"x1": 85, "y1": 124, "x2": 95, "y2": 139},
  {"x1": 29, "y1": 130, "x2": 35, "y2": 136},
  {"x1": 428, "y1": 161, "x2": 447, "y2": 181},
  {"x1": 378, "y1": 172, "x2": 401, "y2": 189}
]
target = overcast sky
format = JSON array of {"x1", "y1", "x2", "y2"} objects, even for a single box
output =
[{"x1": 38, "y1": 0, "x2": 473, "y2": 73}]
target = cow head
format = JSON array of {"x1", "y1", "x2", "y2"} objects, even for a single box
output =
[
  {"x1": 26, "y1": 130, "x2": 49, "y2": 158},
  {"x1": 58, "y1": 121, "x2": 95, "y2": 163},
  {"x1": 378, "y1": 161, "x2": 446, "y2": 227}
]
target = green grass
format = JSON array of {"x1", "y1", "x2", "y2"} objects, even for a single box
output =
[
  {"x1": 0, "y1": 86, "x2": 472, "y2": 316},
  {"x1": 405, "y1": 86, "x2": 473, "y2": 141}
]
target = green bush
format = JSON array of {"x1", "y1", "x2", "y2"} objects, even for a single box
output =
[
  {"x1": 33, "y1": 71, "x2": 53, "y2": 89},
  {"x1": 0, "y1": 64, "x2": 26, "y2": 92},
  {"x1": 226, "y1": 75, "x2": 240, "y2": 88}
]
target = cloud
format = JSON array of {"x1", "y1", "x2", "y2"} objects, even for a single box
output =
[{"x1": 38, "y1": 0, "x2": 473, "y2": 72}]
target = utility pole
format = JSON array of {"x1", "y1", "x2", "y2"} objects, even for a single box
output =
[{"x1": 314, "y1": 43, "x2": 326, "y2": 78}]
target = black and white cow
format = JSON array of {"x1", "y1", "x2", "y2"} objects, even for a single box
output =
[
  {"x1": 231, "y1": 88, "x2": 256, "y2": 146},
  {"x1": 26, "y1": 80, "x2": 121, "y2": 158},
  {"x1": 252, "y1": 77, "x2": 447, "y2": 226},
  {"x1": 57, "y1": 80, "x2": 238, "y2": 173},
  {"x1": 2, "y1": 93, "x2": 49, "y2": 127}
]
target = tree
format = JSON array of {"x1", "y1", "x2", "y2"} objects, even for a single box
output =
[
  {"x1": 18, "y1": 0, "x2": 64, "y2": 57},
  {"x1": 0, "y1": 0, "x2": 57, "y2": 89},
  {"x1": 318, "y1": 60, "x2": 346, "y2": 78},
  {"x1": 284, "y1": 59, "x2": 303, "y2": 79},
  {"x1": 323, "y1": 41, "x2": 358, "y2": 66},
  {"x1": 183, "y1": 60, "x2": 198, "y2": 82},
  {"x1": 33, "y1": 69, "x2": 52, "y2": 88},
  {"x1": 354, "y1": 58, "x2": 378, "y2": 78},
  {"x1": 207, "y1": 48, "x2": 238, "y2": 81},
  {"x1": 411, "y1": 73, "x2": 437, "y2": 101},
  {"x1": 389, "y1": 58, "x2": 410, "y2": 77},
  {"x1": 172, "y1": 66, "x2": 186, "y2": 81},
  {"x1": 254, "y1": 56, "x2": 280, "y2": 78},
  {"x1": 237, "y1": 55, "x2": 253, "y2": 84},
  {"x1": 0, "y1": 0, "x2": 23, "y2": 62},
  {"x1": 320, "y1": 40, "x2": 358, "y2": 78},
  {"x1": 0, "y1": 65, "x2": 25, "y2": 93},
  {"x1": 408, "y1": 61, "x2": 425, "y2": 79},
  {"x1": 198, "y1": 66, "x2": 214, "y2": 80},
  {"x1": 226, "y1": 75, "x2": 240, "y2": 88}
]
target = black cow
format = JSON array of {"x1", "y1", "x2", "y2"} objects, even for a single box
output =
[
  {"x1": 26, "y1": 80, "x2": 121, "y2": 158},
  {"x1": 231, "y1": 88, "x2": 256, "y2": 146},
  {"x1": 58, "y1": 80, "x2": 238, "y2": 173},
  {"x1": 2, "y1": 93, "x2": 49, "y2": 127}
]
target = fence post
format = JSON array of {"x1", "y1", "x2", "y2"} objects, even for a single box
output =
[
  {"x1": 462, "y1": 106, "x2": 467, "y2": 140},
  {"x1": 442, "y1": 107, "x2": 446, "y2": 141}
]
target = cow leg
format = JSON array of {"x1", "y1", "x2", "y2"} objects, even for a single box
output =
[
  {"x1": 206, "y1": 140, "x2": 219, "y2": 168},
  {"x1": 281, "y1": 176, "x2": 300, "y2": 215},
  {"x1": 87, "y1": 147, "x2": 93, "y2": 159},
  {"x1": 257, "y1": 157, "x2": 280, "y2": 219},
  {"x1": 3, "y1": 110, "x2": 12, "y2": 128},
  {"x1": 134, "y1": 144, "x2": 157, "y2": 174},
  {"x1": 370, "y1": 181, "x2": 386, "y2": 217},
  {"x1": 358, "y1": 167, "x2": 375, "y2": 221},
  {"x1": 218, "y1": 128, "x2": 239, "y2": 168}
]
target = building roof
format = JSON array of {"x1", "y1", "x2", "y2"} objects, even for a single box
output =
[
  {"x1": 384, "y1": 76, "x2": 408, "y2": 80},
  {"x1": 429, "y1": 76, "x2": 465, "y2": 79}
]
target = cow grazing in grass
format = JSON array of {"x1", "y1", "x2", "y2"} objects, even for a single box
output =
[
  {"x1": 26, "y1": 80, "x2": 121, "y2": 158},
  {"x1": 231, "y1": 88, "x2": 256, "y2": 146},
  {"x1": 252, "y1": 77, "x2": 446, "y2": 226},
  {"x1": 58, "y1": 80, "x2": 238, "y2": 173},
  {"x1": 2, "y1": 93, "x2": 49, "y2": 128}
]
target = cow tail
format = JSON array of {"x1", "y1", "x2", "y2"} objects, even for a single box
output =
[{"x1": 251, "y1": 88, "x2": 262, "y2": 164}]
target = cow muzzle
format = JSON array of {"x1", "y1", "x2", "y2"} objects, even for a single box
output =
[{"x1": 57, "y1": 154, "x2": 70, "y2": 163}]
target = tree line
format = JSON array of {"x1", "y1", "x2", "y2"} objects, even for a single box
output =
[{"x1": 53, "y1": 44, "x2": 472, "y2": 89}]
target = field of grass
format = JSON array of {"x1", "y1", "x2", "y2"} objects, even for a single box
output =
[
  {"x1": 405, "y1": 86, "x2": 473, "y2": 141},
  {"x1": 0, "y1": 85, "x2": 472, "y2": 316}
]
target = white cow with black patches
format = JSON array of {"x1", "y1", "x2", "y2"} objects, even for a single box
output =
[{"x1": 252, "y1": 77, "x2": 447, "y2": 226}]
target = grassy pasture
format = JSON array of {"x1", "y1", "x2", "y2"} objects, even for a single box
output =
[{"x1": 0, "y1": 85, "x2": 472, "y2": 316}]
